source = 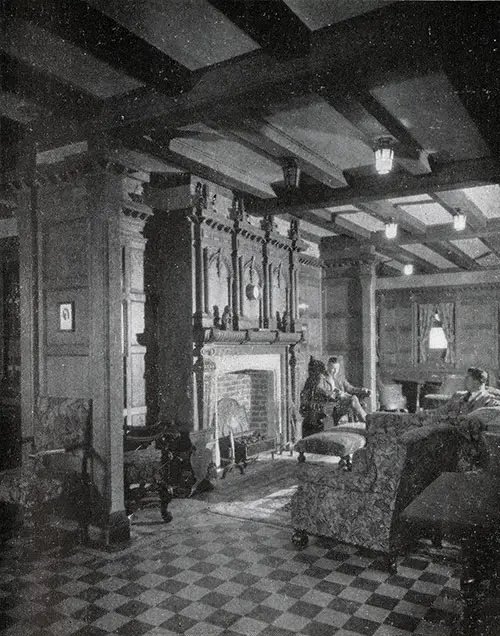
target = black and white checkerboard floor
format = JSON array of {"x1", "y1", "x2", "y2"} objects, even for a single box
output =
[{"x1": 0, "y1": 500, "x2": 463, "y2": 636}]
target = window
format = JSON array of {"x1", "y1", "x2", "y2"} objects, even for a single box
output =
[
  {"x1": 418, "y1": 302, "x2": 455, "y2": 364},
  {"x1": 429, "y1": 313, "x2": 448, "y2": 350}
]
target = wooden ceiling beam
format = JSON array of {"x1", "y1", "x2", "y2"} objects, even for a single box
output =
[
  {"x1": 112, "y1": 133, "x2": 273, "y2": 200},
  {"x1": 358, "y1": 201, "x2": 479, "y2": 271},
  {"x1": 248, "y1": 157, "x2": 500, "y2": 216},
  {"x1": 435, "y1": 3, "x2": 500, "y2": 159},
  {"x1": 480, "y1": 236, "x2": 500, "y2": 260},
  {"x1": 205, "y1": 0, "x2": 311, "y2": 60},
  {"x1": 375, "y1": 244, "x2": 440, "y2": 275},
  {"x1": 4, "y1": 0, "x2": 191, "y2": 95},
  {"x1": 423, "y1": 241, "x2": 481, "y2": 271},
  {"x1": 430, "y1": 191, "x2": 488, "y2": 230},
  {"x1": 357, "y1": 201, "x2": 427, "y2": 235},
  {"x1": 203, "y1": 115, "x2": 347, "y2": 189},
  {"x1": 0, "y1": 53, "x2": 99, "y2": 120},
  {"x1": 317, "y1": 73, "x2": 432, "y2": 176},
  {"x1": 99, "y1": 2, "x2": 435, "y2": 128}
]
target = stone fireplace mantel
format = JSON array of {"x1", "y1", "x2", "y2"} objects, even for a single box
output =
[{"x1": 194, "y1": 328, "x2": 304, "y2": 468}]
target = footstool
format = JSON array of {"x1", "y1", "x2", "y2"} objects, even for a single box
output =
[{"x1": 294, "y1": 428, "x2": 367, "y2": 471}]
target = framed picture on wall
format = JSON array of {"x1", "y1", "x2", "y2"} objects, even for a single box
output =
[{"x1": 59, "y1": 302, "x2": 75, "y2": 332}]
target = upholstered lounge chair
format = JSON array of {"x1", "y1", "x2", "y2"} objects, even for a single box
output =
[{"x1": 291, "y1": 411, "x2": 461, "y2": 569}]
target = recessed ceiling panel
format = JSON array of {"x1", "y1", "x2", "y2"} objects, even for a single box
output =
[
  {"x1": 284, "y1": 0, "x2": 394, "y2": 31},
  {"x1": 1, "y1": 18, "x2": 142, "y2": 98},
  {"x1": 477, "y1": 253, "x2": 500, "y2": 267},
  {"x1": 450, "y1": 238, "x2": 490, "y2": 259},
  {"x1": 372, "y1": 72, "x2": 489, "y2": 160},
  {"x1": 338, "y1": 212, "x2": 385, "y2": 232},
  {"x1": 265, "y1": 99, "x2": 373, "y2": 171},
  {"x1": 461, "y1": 185, "x2": 500, "y2": 219},
  {"x1": 402, "y1": 244, "x2": 456, "y2": 269},
  {"x1": 87, "y1": 0, "x2": 259, "y2": 70},
  {"x1": 399, "y1": 202, "x2": 451, "y2": 226}
]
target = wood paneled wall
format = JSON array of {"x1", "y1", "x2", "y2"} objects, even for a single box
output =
[{"x1": 378, "y1": 284, "x2": 500, "y2": 386}]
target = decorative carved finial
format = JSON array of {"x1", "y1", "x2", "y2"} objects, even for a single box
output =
[
  {"x1": 260, "y1": 214, "x2": 276, "y2": 233},
  {"x1": 220, "y1": 305, "x2": 232, "y2": 331},
  {"x1": 213, "y1": 305, "x2": 221, "y2": 329},
  {"x1": 281, "y1": 311, "x2": 289, "y2": 333},
  {"x1": 288, "y1": 218, "x2": 300, "y2": 241},
  {"x1": 230, "y1": 193, "x2": 247, "y2": 222}
]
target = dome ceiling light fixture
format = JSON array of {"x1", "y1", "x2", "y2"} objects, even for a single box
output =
[
  {"x1": 384, "y1": 218, "x2": 398, "y2": 239},
  {"x1": 403, "y1": 263, "x2": 414, "y2": 275},
  {"x1": 374, "y1": 136, "x2": 395, "y2": 175},
  {"x1": 453, "y1": 207, "x2": 467, "y2": 231}
]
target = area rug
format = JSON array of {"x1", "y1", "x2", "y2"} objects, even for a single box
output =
[{"x1": 206, "y1": 485, "x2": 296, "y2": 528}]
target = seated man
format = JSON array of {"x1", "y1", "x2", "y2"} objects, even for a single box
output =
[
  {"x1": 420, "y1": 367, "x2": 500, "y2": 471},
  {"x1": 428, "y1": 367, "x2": 500, "y2": 420},
  {"x1": 325, "y1": 356, "x2": 371, "y2": 424},
  {"x1": 299, "y1": 357, "x2": 371, "y2": 437}
]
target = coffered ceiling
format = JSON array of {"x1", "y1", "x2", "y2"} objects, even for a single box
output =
[{"x1": 1, "y1": 0, "x2": 500, "y2": 276}]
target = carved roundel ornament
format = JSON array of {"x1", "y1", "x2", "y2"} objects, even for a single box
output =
[{"x1": 246, "y1": 283, "x2": 261, "y2": 301}]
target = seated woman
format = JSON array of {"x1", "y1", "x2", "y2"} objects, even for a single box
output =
[{"x1": 299, "y1": 357, "x2": 370, "y2": 437}]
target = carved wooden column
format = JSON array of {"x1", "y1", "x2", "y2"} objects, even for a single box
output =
[
  {"x1": 260, "y1": 215, "x2": 273, "y2": 328},
  {"x1": 288, "y1": 219, "x2": 300, "y2": 332},
  {"x1": 359, "y1": 257, "x2": 377, "y2": 412},
  {"x1": 120, "y1": 173, "x2": 152, "y2": 430}
]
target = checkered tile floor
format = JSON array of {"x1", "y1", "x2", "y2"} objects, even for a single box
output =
[{"x1": 0, "y1": 501, "x2": 463, "y2": 636}]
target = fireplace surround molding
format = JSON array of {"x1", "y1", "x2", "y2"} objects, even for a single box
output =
[{"x1": 192, "y1": 327, "x2": 304, "y2": 468}]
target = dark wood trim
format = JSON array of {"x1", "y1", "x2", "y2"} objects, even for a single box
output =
[{"x1": 249, "y1": 157, "x2": 500, "y2": 216}]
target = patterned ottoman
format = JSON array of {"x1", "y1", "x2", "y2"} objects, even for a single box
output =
[{"x1": 295, "y1": 429, "x2": 366, "y2": 470}]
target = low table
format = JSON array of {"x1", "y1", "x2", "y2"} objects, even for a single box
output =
[{"x1": 401, "y1": 472, "x2": 500, "y2": 635}]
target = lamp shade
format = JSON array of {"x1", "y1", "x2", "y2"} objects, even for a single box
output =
[
  {"x1": 374, "y1": 138, "x2": 394, "y2": 175},
  {"x1": 453, "y1": 208, "x2": 466, "y2": 231},
  {"x1": 384, "y1": 219, "x2": 398, "y2": 239},
  {"x1": 282, "y1": 157, "x2": 300, "y2": 189}
]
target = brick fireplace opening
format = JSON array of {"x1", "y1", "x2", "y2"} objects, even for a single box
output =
[
  {"x1": 207, "y1": 350, "x2": 285, "y2": 468},
  {"x1": 217, "y1": 369, "x2": 275, "y2": 438}
]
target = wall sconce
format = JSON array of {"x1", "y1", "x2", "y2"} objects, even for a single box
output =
[
  {"x1": 374, "y1": 137, "x2": 395, "y2": 175},
  {"x1": 282, "y1": 157, "x2": 301, "y2": 189},
  {"x1": 453, "y1": 208, "x2": 466, "y2": 231},
  {"x1": 403, "y1": 263, "x2": 414, "y2": 275},
  {"x1": 384, "y1": 218, "x2": 398, "y2": 239}
]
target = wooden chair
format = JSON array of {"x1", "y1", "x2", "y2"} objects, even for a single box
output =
[{"x1": 123, "y1": 424, "x2": 194, "y2": 522}]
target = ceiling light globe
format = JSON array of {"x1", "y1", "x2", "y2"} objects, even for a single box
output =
[{"x1": 384, "y1": 220, "x2": 398, "y2": 239}]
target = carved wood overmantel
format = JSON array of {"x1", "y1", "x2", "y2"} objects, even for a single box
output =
[{"x1": 143, "y1": 174, "x2": 306, "y2": 463}]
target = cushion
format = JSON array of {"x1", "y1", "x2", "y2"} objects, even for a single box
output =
[{"x1": 295, "y1": 431, "x2": 366, "y2": 457}]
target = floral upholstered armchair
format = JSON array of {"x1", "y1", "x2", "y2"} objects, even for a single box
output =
[
  {"x1": 0, "y1": 398, "x2": 100, "y2": 542},
  {"x1": 291, "y1": 411, "x2": 461, "y2": 569}
]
